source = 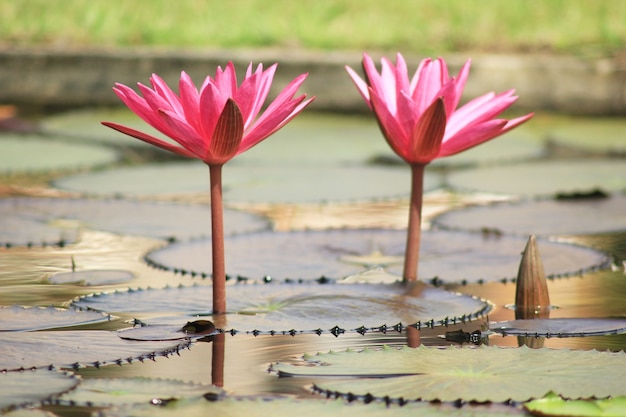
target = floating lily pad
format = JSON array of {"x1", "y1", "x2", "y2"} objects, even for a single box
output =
[
  {"x1": 99, "y1": 395, "x2": 525, "y2": 417},
  {"x1": 0, "y1": 369, "x2": 79, "y2": 413},
  {"x1": 0, "y1": 134, "x2": 118, "y2": 173},
  {"x1": 53, "y1": 161, "x2": 442, "y2": 203},
  {"x1": 47, "y1": 269, "x2": 135, "y2": 286},
  {"x1": 547, "y1": 117, "x2": 626, "y2": 156},
  {"x1": 525, "y1": 393, "x2": 626, "y2": 417},
  {"x1": 54, "y1": 377, "x2": 222, "y2": 407},
  {"x1": 446, "y1": 160, "x2": 626, "y2": 197},
  {"x1": 71, "y1": 282, "x2": 491, "y2": 332},
  {"x1": 432, "y1": 195, "x2": 626, "y2": 236},
  {"x1": 0, "y1": 197, "x2": 268, "y2": 246},
  {"x1": 489, "y1": 318, "x2": 626, "y2": 337},
  {"x1": 0, "y1": 305, "x2": 112, "y2": 331},
  {"x1": 274, "y1": 345, "x2": 626, "y2": 402},
  {"x1": 0, "y1": 330, "x2": 190, "y2": 371},
  {"x1": 145, "y1": 229, "x2": 608, "y2": 283}
]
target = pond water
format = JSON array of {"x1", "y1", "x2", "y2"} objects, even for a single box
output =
[{"x1": 1, "y1": 109, "x2": 625, "y2": 416}]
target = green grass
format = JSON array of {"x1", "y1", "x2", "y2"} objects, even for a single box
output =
[{"x1": 1, "y1": 0, "x2": 625, "y2": 55}]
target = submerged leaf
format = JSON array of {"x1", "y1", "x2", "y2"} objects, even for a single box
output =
[{"x1": 274, "y1": 345, "x2": 626, "y2": 402}]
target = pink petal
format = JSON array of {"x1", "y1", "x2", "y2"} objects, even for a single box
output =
[
  {"x1": 101, "y1": 122, "x2": 196, "y2": 158},
  {"x1": 438, "y1": 119, "x2": 509, "y2": 157},
  {"x1": 369, "y1": 87, "x2": 410, "y2": 161},
  {"x1": 413, "y1": 58, "x2": 446, "y2": 114},
  {"x1": 150, "y1": 73, "x2": 184, "y2": 117},
  {"x1": 113, "y1": 84, "x2": 177, "y2": 139},
  {"x1": 450, "y1": 59, "x2": 471, "y2": 112},
  {"x1": 232, "y1": 71, "x2": 259, "y2": 127},
  {"x1": 240, "y1": 94, "x2": 311, "y2": 152},
  {"x1": 207, "y1": 98, "x2": 244, "y2": 164},
  {"x1": 178, "y1": 72, "x2": 202, "y2": 133},
  {"x1": 409, "y1": 97, "x2": 447, "y2": 164},
  {"x1": 446, "y1": 90, "x2": 518, "y2": 137},
  {"x1": 345, "y1": 65, "x2": 372, "y2": 109},
  {"x1": 245, "y1": 64, "x2": 277, "y2": 128},
  {"x1": 157, "y1": 109, "x2": 207, "y2": 157},
  {"x1": 247, "y1": 73, "x2": 309, "y2": 132},
  {"x1": 199, "y1": 83, "x2": 228, "y2": 142}
]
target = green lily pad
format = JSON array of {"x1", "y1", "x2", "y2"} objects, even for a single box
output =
[
  {"x1": 145, "y1": 229, "x2": 608, "y2": 283},
  {"x1": 0, "y1": 369, "x2": 79, "y2": 413},
  {"x1": 99, "y1": 396, "x2": 525, "y2": 417},
  {"x1": 0, "y1": 330, "x2": 190, "y2": 371},
  {"x1": 52, "y1": 161, "x2": 442, "y2": 203},
  {"x1": 47, "y1": 269, "x2": 135, "y2": 286},
  {"x1": 0, "y1": 134, "x2": 118, "y2": 173},
  {"x1": 525, "y1": 393, "x2": 626, "y2": 417},
  {"x1": 489, "y1": 318, "x2": 626, "y2": 337},
  {"x1": 54, "y1": 377, "x2": 222, "y2": 407},
  {"x1": 0, "y1": 305, "x2": 112, "y2": 331},
  {"x1": 547, "y1": 117, "x2": 626, "y2": 156},
  {"x1": 273, "y1": 345, "x2": 626, "y2": 402},
  {"x1": 0, "y1": 197, "x2": 268, "y2": 247},
  {"x1": 446, "y1": 160, "x2": 626, "y2": 197},
  {"x1": 71, "y1": 282, "x2": 491, "y2": 332},
  {"x1": 432, "y1": 195, "x2": 626, "y2": 236}
]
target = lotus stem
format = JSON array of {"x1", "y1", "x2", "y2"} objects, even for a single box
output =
[
  {"x1": 212, "y1": 333, "x2": 226, "y2": 387},
  {"x1": 403, "y1": 163, "x2": 425, "y2": 282},
  {"x1": 406, "y1": 326, "x2": 421, "y2": 347},
  {"x1": 209, "y1": 164, "x2": 226, "y2": 314},
  {"x1": 515, "y1": 235, "x2": 551, "y2": 319}
]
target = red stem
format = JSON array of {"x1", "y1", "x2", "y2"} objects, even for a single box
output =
[
  {"x1": 211, "y1": 333, "x2": 226, "y2": 387},
  {"x1": 209, "y1": 164, "x2": 226, "y2": 314},
  {"x1": 403, "y1": 164, "x2": 425, "y2": 282}
]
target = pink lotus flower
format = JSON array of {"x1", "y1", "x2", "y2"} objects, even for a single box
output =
[
  {"x1": 103, "y1": 62, "x2": 314, "y2": 165},
  {"x1": 103, "y1": 62, "x2": 313, "y2": 314},
  {"x1": 346, "y1": 53, "x2": 533, "y2": 165},
  {"x1": 346, "y1": 52, "x2": 533, "y2": 282}
]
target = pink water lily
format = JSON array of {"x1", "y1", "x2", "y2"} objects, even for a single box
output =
[
  {"x1": 103, "y1": 62, "x2": 314, "y2": 314},
  {"x1": 346, "y1": 52, "x2": 533, "y2": 282},
  {"x1": 103, "y1": 62, "x2": 313, "y2": 165}
]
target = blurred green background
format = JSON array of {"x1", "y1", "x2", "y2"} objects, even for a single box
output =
[{"x1": 1, "y1": 0, "x2": 624, "y2": 56}]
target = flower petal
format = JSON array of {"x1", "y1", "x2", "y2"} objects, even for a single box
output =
[
  {"x1": 409, "y1": 97, "x2": 447, "y2": 163},
  {"x1": 101, "y1": 122, "x2": 195, "y2": 158},
  {"x1": 207, "y1": 98, "x2": 244, "y2": 164}
]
